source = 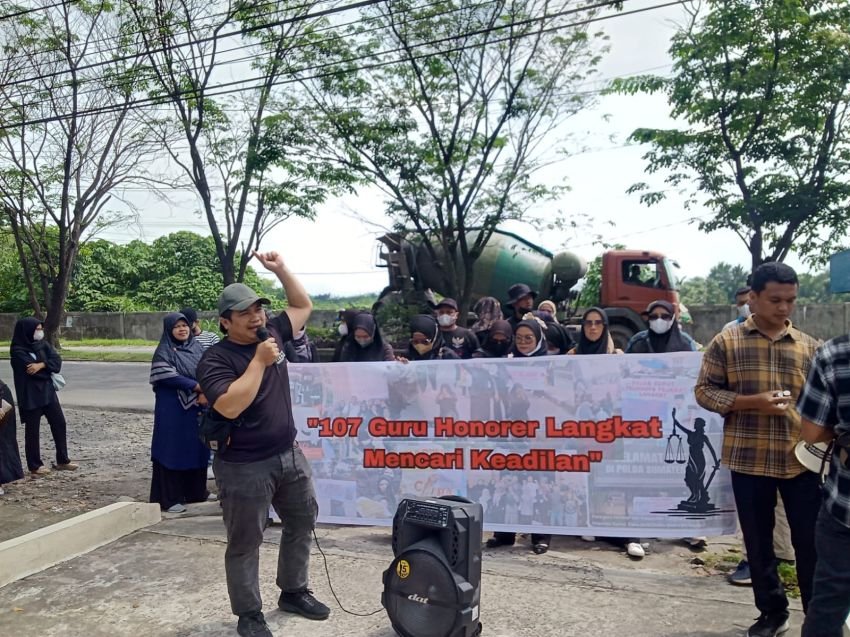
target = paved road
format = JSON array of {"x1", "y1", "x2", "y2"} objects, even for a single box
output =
[{"x1": 6, "y1": 361, "x2": 153, "y2": 412}]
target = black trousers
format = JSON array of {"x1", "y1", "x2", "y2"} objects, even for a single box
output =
[
  {"x1": 802, "y1": 504, "x2": 850, "y2": 637},
  {"x1": 493, "y1": 531, "x2": 551, "y2": 546},
  {"x1": 731, "y1": 470, "x2": 821, "y2": 615},
  {"x1": 21, "y1": 400, "x2": 69, "y2": 471}
]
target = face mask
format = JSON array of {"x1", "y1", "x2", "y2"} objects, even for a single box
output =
[
  {"x1": 648, "y1": 318, "x2": 674, "y2": 334},
  {"x1": 489, "y1": 341, "x2": 510, "y2": 357},
  {"x1": 437, "y1": 314, "x2": 456, "y2": 327},
  {"x1": 33, "y1": 330, "x2": 45, "y2": 341},
  {"x1": 412, "y1": 342, "x2": 434, "y2": 355},
  {"x1": 355, "y1": 337, "x2": 373, "y2": 348},
  {"x1": 737, "y1": 303, "x2": 751, "y2": 318},
  {"x1": 338, "y1": 323, "x2": 348, "y2": 337}
]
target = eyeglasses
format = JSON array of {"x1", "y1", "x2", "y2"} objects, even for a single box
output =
[
  {"x1": 514, "y1": 335, "x2": 537, "y2": 344},
  {"x1": 583, "y1": 319, "x2": 604, "y2": 327},
  {"x1": 649, "y1": 313, "x2": 673, "y2": 321}
]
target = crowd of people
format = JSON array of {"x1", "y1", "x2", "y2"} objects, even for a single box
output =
[{"x1": 0, "y1": 257, "x2": 848, "y2": 637}]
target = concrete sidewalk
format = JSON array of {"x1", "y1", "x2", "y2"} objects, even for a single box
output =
[{"x1": 0, "y1": 510, "x2": 797, "y2": 637}]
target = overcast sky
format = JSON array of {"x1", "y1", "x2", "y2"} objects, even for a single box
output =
[{"x1": 98, "y1": 0, "x2": 806, "y2": 295}]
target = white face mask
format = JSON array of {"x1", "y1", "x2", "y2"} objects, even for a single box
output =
[
  {"x1": 355, "y1": 337, "x2": 373, "y2": 348},
  {"x1": 437, "y1": 314, "x2": 456, "y2": 327},
  {"x1": 33, "y1": 329, "x2": 45, "y2": 341},
  {"x1": 338, "y1": 323, "x2": 348, "y2": 337},
  {"x1": 737, "y1": 303, "x2": 751, "y2": 318},
  {"x1": 648, "y1": 318, "x2": 674, "y2": 335}
]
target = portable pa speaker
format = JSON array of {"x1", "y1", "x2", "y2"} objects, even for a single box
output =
[{"x1": 382, "y1": 495, "x2": 483, "y2": 637}]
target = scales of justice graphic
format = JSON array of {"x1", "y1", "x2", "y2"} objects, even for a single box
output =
[{"x1": 654, "y1": 408, "x2": 734, "y2": 521}]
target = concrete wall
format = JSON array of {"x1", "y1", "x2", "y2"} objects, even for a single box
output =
[
  {"x1": 2, "y1": 305, "x2": 848, "y2": 342},
  {"x1": 0, "y1": 309, "x2": 343, "y2": 341}
]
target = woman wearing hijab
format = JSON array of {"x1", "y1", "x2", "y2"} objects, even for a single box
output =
[
  {"x1": 625, "y1": 300, "x2": 697, "y2": 354},
  {"x1": 332, "y1": 308, "x2": 360, "y2": 362},
  {"x1": 149, "y1": 313, "x2": 210, "y2": 513},
  {"x1": 508, "y1": 318, "x2": 548, "y2": 358},
  {"x1": 568, "y1": 307, "x2": 621, "y2": 355},
  {"x1": 486, "y1": 319, "x2": 552, "y2": 554},
  {"x1": 0, "y1": 375, "x2": 24, "y2": 494},
  {"x1": 472, "y1": 319, "x2": 513, "y2": 359},
  {"x1": 406, "y1": 315, "x2": 459, "y2": 361},
  {"x1": 338, "y1": 312, "x2": 395, "y2": 362},
  {"x1": 284, "y1": 323, "x2": 321, "y2": 363},
  {"x1": 470, "y1": 296, "x2": 503, "y2": 344},
  {"x1": 568, "y1": 307, "x2": 645, "y2": 558},
  {"x1": 10, "y1": 317, "x2": 76, "y2": 475}
]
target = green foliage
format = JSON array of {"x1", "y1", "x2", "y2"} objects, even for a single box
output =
[
  {"x1": 612, "y1": 0, "x2": 850, "y2": 269},
  {"x1": 576, "y1": 255, "x2": 603, "y2": 308},
  {"x1": 67, "y1": 232, "x2": 276, "y2": 312}
]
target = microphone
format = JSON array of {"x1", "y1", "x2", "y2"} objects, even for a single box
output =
[{"x1": 256, "y1": 326, "x2": 269, "y2": 341}]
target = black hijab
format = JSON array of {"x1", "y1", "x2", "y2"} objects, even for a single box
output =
[
  {"x1": 340, "y1": 312, "x2": 390, "y2": 362},
  {"x1": 476, "y1": 319, "x2": 513, "y2": 358},
  {"x1": 407, "y1": 314, "x2": 450, "y2": 360},
  {"x1": 575, "y1": 307, "x2": 611, "y2": 356},
  {"x1": 544, "y1": 320, "x2": 574, "y2": 354},
  {"x1": 645, "y1": 300, "x2": 693, "y2": 353},
  {"x1": 11, "y1": 317, "x2": 45, "y2": 361},
  {"x1": 510, "y1": 319, "x2": 547, "y2": 358}
]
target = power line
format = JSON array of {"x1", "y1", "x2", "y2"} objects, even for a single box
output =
[
  {"x1": 0, "y1": 0, "x2": 383, "y2": 92},
  {"x1": 0, "y1": 0, "x2": 76, "y2": 22},
  {"x1": 0, "y1": 0, "x2": 687, "y2": 130},
  {"x1": 1, "y1": 0, "x2": 504, "y2": 112}
]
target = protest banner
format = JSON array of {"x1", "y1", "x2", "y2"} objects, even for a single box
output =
[{"x1": 289, "y1": 353, "x2": 737, "y2": 537}]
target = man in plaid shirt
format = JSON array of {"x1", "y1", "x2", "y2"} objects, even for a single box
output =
[
  {"x1": 798, "y1": 335, "x2": 850, "y2": 637},
  {"x1": 696, "y1": 262, "x2": 821, "y2": 637}
]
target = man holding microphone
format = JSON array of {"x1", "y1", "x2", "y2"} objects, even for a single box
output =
[{"x1": 198, "y1": 250, "x2": 328, "y2": 637}]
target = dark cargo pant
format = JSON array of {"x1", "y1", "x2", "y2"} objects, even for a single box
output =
[{"x1": 214, "y1": 445, "x2": 319, "y2": 616}]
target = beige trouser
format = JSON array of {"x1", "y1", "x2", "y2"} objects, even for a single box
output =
[{"x1": 741, "y1": 492, "x2": 795, "y2": 562}]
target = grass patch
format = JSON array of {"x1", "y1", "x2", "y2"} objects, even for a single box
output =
[
  {"x1": 0, "y1": 351, "x2": 151, "y2": 363},
  {"x1": 0, "y1": 338, "x2": 157, "y2": 348},
  {"x1": 778, "y1": 561, "x2": 800, "y2": 598}
]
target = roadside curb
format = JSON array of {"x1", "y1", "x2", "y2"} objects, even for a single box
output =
[{"x1": 0, "y1": 501, "x2": 161, "y2": 589}]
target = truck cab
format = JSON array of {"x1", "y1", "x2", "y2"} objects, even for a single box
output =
[{"x1": 599, "y1": 250, "x2": 681, "y2": 348}]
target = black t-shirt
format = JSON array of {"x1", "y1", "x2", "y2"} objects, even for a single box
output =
[
  {"x1": 197, "y1": 313, "x2": 296, "y2": 463},
  {"x1": 441, "y1": 326, "x2": 480, "y2": 359}
]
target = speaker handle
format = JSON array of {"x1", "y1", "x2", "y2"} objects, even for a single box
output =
[{"x1": 439, "y1": 495, "x2": 474, "y2": 504}]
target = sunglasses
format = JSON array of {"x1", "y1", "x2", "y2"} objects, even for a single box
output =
[
  {"x1": 583, "y1": 319, "x2": 605, "y2": 327},
  {"x1": 515, "y1": 335, "x2": 537, "y2": 344},
  {"x1": 649, "y1": 313, "x2": 673, "y2": 321}
]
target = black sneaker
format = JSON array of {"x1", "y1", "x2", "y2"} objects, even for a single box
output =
[
  {"x1": 237, "y1": 612, "x2": 273, "y2": 637},
  {"x1": 747, "y1": 612, "x2": 790, "y2": 637},
  {"x1": 278, "y1": 589, "x2": 330, "y2": 620}
]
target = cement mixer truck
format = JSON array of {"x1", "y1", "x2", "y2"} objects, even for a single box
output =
[{"x1": 375, "y1": 229, "x2": 681, "y2": 348}]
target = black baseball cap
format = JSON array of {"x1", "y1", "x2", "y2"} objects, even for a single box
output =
[
  {"x1": 436, "y1": 298, "x2": 459, "y2": 311},
  {"x1": 217, "y1": 283, "x2": 270, "y2": 315}
]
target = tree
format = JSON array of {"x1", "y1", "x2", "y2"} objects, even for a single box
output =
[
  {"x1": 125, "y1": 0, "x2": 353, "y2": 285},
  {"x1": 613, "y1": 0, "x2": 850, "y2": 270},
  {"x1": 706, "y1": 262, "x2": 749, "y2": 301},
  {"x1": 0, "y1": 0, "x2": 156, "y2": 342},
  {"x1": 68, "y1": 232, "x2": 278, "y2": 312},
  {"x1": 284, "y1": 0, "x2": 608, "y2": 315},
  {"x1": 677, "y1": 276, "x2": 728, "y2": 306}
]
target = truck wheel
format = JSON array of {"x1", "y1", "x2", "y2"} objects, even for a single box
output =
[{"x1": 608, "y1": 324, "x2": 636, "y2": 351}]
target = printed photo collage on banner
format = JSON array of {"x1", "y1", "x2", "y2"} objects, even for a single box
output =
[{"x1": 288, "y1": 353, "x2": 736, "y2": 537}]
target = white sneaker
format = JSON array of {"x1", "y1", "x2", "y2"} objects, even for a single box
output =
[
  {"x1": 166, "y1": 503, "x2": 187, "y2": 513},
  {"x1": 626, "y1": 542, "x2": 645, "y2": 558},
  {"x1": 580, "y1": 535, "x2": 596, "y2": 542},
  {"x1": 207, "y1": 466, "x2": 214, "y2": 480},
  {"x1": 0, "y1": 486, "x2": 4, "y2": 495}
]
